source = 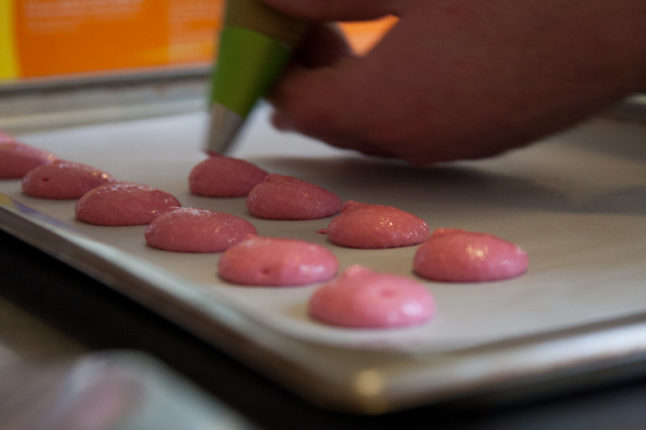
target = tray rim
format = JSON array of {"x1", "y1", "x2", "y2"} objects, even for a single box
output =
[{"x1": 4, "y1": 194, "x2": 646, "y2": 414}]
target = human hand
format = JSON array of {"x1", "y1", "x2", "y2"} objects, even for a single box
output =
[{"x1": 263, "y1": 0, "x2": 646, "y2": 164}]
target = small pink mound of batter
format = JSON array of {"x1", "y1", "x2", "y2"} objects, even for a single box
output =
[
  {"x1": 21, "y1": 160, "x2": 114, "y2": 199},
  {"x1": 0, "y1": 131, "x2": 13, "y2": 143},
  {"x1": 247, "y1": 174, "x2": 343, "y2": 220},
  {"x1": 414, "y1": 228, "x2": 528, "y2": 282},
  {"x1": 75, "y1": 182, "x2": 181, "y2": 226},
  {"x1": 189, "y1": 155, "x2": 268, "y2": 197},
  {"x1": 320, "y1": 201, "x2": 429, "y2": 249},
  {"x1": 309, "y1": 265, "x2": 435, "y2": 328},
  {"x1": 145, "y1": 207, "x2": 257, "y2": 253},
  {"x1": 0, "y1": 140, "x2": 56, "y2": 179},
  {"x1": 218, "y1": 236, "x2": 338, "y2": 286}
]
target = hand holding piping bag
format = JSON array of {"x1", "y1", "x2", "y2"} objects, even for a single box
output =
[
  {"x1": 261, "y1": 0, "x2": 646, "y2": 164},
  {"x1": 206, "y1": 0, "x2": 307, "y2": 154}
]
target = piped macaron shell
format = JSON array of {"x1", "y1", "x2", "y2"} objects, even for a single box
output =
[
  {"x1": 0, "y1": 131, "x2": 14, "y2": 143},
  {"x1": 0, "y1": 140, "x2": 57, "y2": 179},
  {"x1": 414, "y1": 228, "x2": 528, "y2": 282},
  {"x1": 189, "y1": 155, "x2": 268, "y2": 197},
  {"x1": 218, "y1": 236, "x2": 338, "y2": 286},
  {"x1": 75, "y1": 182, "x2": 181, "y2": 226},
  {"x1": 145, "y1": 207, "x2": 257, "y2": 252},
  {"x1": 321, "y1": 201, "x2": 429, "y2": 248},
  {"x1": 22, "y1": 160, "x2": 114, "y2": 199},
  {"x1": 247, "y1": 174, "x2": 342, "y2": 220},
  {"x1": 309, "y1": 265, "x2": 435, "y2": 328}
]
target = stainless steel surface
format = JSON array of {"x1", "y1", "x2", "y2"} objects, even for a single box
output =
[
  {"x1": 0, "y1": 66, "x2": 210, "y2": 134},
  {"x1": 205, "y1": 102, "x2": 244, "y2": 154},
  {"x1": 1, "y1": 110, "x2": 646, "y2": 413}
]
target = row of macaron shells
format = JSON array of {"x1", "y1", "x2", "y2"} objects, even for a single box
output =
[{"x1": 1, "y1": 133, "x2": 528, "y2": 329}]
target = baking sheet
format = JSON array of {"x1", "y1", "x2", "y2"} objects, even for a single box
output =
[{"x1": 2, "y1": 107, "x2": 646, "y2": 412}]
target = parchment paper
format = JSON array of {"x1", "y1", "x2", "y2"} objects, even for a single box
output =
[{"x1": 2, "y1": 108, "x2": 645, "y2": 354}]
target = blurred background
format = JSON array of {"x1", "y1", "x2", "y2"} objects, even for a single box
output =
[{"x1": 0, "y1": 0, "x2": 396, "y2": 134}]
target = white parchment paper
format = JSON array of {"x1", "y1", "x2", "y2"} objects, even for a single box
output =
[{"x1": 3, "y1": 108, "x2": 645, "y2": 353}]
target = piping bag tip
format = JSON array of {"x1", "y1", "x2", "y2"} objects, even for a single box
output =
[{"x1": 203, "y1": 103, "x2": 244, "y2": 155}]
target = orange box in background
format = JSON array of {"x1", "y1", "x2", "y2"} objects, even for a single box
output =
[
  {"x1": 1, "y1": 0, "x2": 395, "y2": 81},
  {"x1": 341, "y1": 17, "x2": 397, "y2": 55},
  {"x1": 11, "y1": 0, "x2": 222, "y2": 78}
]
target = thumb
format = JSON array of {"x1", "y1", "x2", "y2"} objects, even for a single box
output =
[{"x1": 261, "y1": 0, "x2": 402, "y2": 21}]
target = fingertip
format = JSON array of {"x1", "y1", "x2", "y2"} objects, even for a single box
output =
[
  {"x1": 267, "y1": 57, "x2": 365, "y2": 144},
  {"x1": 295, "y1": 23, "x2": 354, "y2": 67},
  {"x1": 270, "y1": 111, "x2": 294, "y2": 132}
]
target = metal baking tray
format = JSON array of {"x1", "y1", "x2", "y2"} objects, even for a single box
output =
[{"x1": 2, "y1": 108, "x2": 646, "y2": 413}]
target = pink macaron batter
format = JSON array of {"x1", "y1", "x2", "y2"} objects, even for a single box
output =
[
  {"x1": 0, "y1": 140, "x2": 57, "y2": 179},
  {"x1": 22, "y1": 160, "x2": 115, "y2": 199},
  {"x1": 0, "y1": 130, "x2": 13, "y2": 143},
  {"x1": 246, "y1": 174, "x2": 343, "y2": 220},
  {"x1": 189, "y1": 155, "x2": 269, "y2": 197},
  {"x1": 218, "y1": 236, "x2": 338, "y2": 286},
  {"x1": 320, "y1": 201, "x2": 430, "y2": 248},
  {"x1": 145, "y1": 207, "x2": 257, "y2": 252},
  {"x1": 75, "y1": 182, "x2": 181, "y2": 226},
  {"x1": 414, "y1": 228, "x2": 528, "y2": 282},
  {"x1": 309, "y1": 265, "x2": 435, "y2": 329}
]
